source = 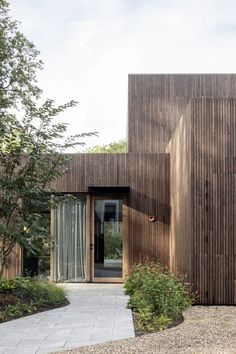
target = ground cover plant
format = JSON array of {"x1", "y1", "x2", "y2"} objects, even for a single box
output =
[
  {"x1": 124, "y1": 261, "x2": 194, "y2": 335},
  {"x1": 0, "y1": 277, "x2": 67, "y2": 322}
]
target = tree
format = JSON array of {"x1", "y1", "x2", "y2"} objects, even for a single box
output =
[
  {"x1": 0, "y1": 0, "x2": 43, "y2": 115},
  {"x1": 0, "y1": 0, "x2": 95, "y2": 277},
  {"x1": 86, "y1": 139, "x2": 126, "y2": 153}
]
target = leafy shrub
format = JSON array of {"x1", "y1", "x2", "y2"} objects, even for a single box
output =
[
  {"x1": 0, "y1": 277, "x2": 67, "y2": 322},
  {"x1": 124, "y1": 261, "x2": 194, "y2": 334},
  {"x1": 4, "y1": 303, "x2": 34, "y2": 318},
  {"x1": 0, "y1": 279, "x2": 17, "y2": 292},
  {"x1": 125, "y1": 261, "x2": 163, "y2": 297},
  {"x1": 19, "y1": 277, "x2": 65, "y2": 305}
]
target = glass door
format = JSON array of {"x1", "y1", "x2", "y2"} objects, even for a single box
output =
[{"x1": 92, "y1": 198, "x2": 123, "y2": 281}]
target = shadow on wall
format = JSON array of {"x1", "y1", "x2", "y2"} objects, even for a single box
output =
[{"x1": 129, "y1": 188, "x2": 171, "y2": 225}]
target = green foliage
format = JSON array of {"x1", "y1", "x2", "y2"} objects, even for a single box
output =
[
  {"x1": 24, "y1": 280, "x2": 66, "y2": 306},
  {"x1": 135, "y1": 309, "x2": 172, "y2": 333},
  {"x1": 0, "y1": 277, "x2": 67, "y2": 322},
  {"x1": 23, "y1": 214, "x2": 50, "y2": 276},
  {"x1": 86, "y1": 139, "x2": 126, "y2": 153},
  {"x1": 0, "y1": 0, "x2": 42, "y2": 111},
  {"x1": 0, "y1": 0, "x2": 96, "y2": 276},
  {"x1": 124, "y1": 261, "x2": 194, "y2": 334},
  {"x1": 0, "y1": 277, "x2": 65, "y2": 304},
  {"x1": 0, "y1": 278, "x2": 16, "y2": 292},
  {"x1": 104, "y1": 223, "x2": 122, "y2": 259},
  {"x1": 124, "y1": 261, "x2": 163, "y2": 297},
  {"x1": 2, "y1": 303, "x2": 34, "y2": 319}
]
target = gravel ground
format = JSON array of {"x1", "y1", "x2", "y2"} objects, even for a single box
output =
[{"x1": 54, "y1": 306, "x2": 236, "y2": 354}]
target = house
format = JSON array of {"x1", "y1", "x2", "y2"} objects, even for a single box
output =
[{"x1": 6, "y1": 74, "x2": 236, "y2": 304}]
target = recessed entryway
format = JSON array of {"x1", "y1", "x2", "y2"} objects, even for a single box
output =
[{"x1": 51, "y1": 194, "x2": 128, "y2": 283}]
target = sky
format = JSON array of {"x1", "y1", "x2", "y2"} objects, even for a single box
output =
[{"x1": 9, "y1": 0, "x2": 236, "y2": 149}]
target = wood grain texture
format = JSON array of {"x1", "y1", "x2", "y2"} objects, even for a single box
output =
[
  {"x1": 52, "y1": 153, "x2": 170, "y2": 271},
  {"x1": 166, "y1": 102, "x2": 192, "y2": 282},
  {"x1": 128, "y1": 74, "x2": 236, "y2": 153},
  {"x1": 3, "y1": 244, "x2": 22, "y2": 279},
  {"x1": 190, "y1": 98, "x2": 236, "y2": 304},
  {"x1": 168, "y1": 97, "x2": 236, "y2": 304}
]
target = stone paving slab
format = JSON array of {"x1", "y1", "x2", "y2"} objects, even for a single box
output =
[
  {"x1": 0, "y1": 284, "x2": 134, "y2": 354},
  {"x1": 55, "y1": 306, "x2": 236, "y2": 354}
]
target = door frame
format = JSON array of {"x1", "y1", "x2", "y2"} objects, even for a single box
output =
[{"x1": 90, "y1": 195, "x2": 129, "y2": 283}]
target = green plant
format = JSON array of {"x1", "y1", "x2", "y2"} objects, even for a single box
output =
[
  {"x1": 124, "y1": 261, "x2": 164, "y2": 297},
  {"x1": 4, "y1": 303, "x2": 34, "y2": 318},
  {"x1": 86, "y1": 139, "x2": 126, "y2": 153},
  {"x1": 151, "y1": 314, "x2": 172, "y2": 331},
  {"x1": 135, "y1": 309, "x2": 172, "y2": 333},
  {"x1": 0, "y1": 278, "x2": 16, "y2": 292},
  {"x1": 0, "y1": 277, "x2": 67, "y2": 323},
  {"x1": 27, "y1": 280, "x2": 66, "y2": 306},
  {"x1": 124, "y1": 261, "x2": 194, "y2": 334},
  {"x1": 104, "y1": 223, "x2": 122, "y2": 260}
]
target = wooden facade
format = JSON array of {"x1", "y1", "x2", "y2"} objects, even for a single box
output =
[
  {"x1": 166, "y1": 104, "x2": 192, "y2": 283},
  {"x1": 52, "y1": 153, "x2": 170, "y2": 271},
  {"x1": 167, "y1": 97, "x2": 236, "y2": 304},
  {"x1": 3, "y1": 244, "x2": 22, "y2": 279},
  {"x1": 5, "y1": 74, "x2": 236, "y2": 304},
  {"x1": 191, "y1": 98, "x2": 236, "y2": 304},
  {"x1": 128, "y1": 74, "x2": 236, "y2": 153},
  {"x1": 127, "y1": 75, "x2": 236, "y2": 304}
]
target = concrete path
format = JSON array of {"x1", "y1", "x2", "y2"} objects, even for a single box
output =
[
  {"x1": 58, "y1": 306, "x2": 236, "y2": 354},
  {"x1": 0, "y1": 284, "x2": 135, "y2": 354}
]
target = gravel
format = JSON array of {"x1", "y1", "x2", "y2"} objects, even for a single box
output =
[{"x1": 54, "y1": 306, "x2": 236, "y2": 354}]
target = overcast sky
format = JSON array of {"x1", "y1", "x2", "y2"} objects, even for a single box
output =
[{"x1": 10, "y1": 0, "x2": 236, "y2": 149}]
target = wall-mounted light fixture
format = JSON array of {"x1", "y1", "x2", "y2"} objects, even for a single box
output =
[{"x1": 148, "y1": 215, "x2": 156, "y2": 222}]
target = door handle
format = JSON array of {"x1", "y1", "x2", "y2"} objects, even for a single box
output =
[{"x1": 90, "y1": 243, "x2": 94, "y2": 250}]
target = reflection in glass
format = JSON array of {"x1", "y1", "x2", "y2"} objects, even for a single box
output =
[{"x1": 94, "y1": 199, "x2": 123, "y2": 278}]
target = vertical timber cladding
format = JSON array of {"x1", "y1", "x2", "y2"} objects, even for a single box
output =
[
  {"x1": 191, "y1": 98, "x2": 236, "y2": 304},
  {"x1": 53, "y1": 153, "x2": 170, "y2": 272},
  {"x1": 167, "y1": 97, "x2": 236, "y2": 304},
  {"x1": 3, "y1": 244, "x2": 22, "y2": 279},
  {"x1": 128, "y1": 74, "x2": 236, "y2": 153},
  {"x1": 166, "y1": 102, "x2": 192, "y2": 283},
  {"x1": 128, "y1": 74, "x2": 236, "y2": 304}
]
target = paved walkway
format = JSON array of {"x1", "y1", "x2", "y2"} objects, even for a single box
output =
[
  {"x1": 0, "y1": 284, "x2": 135, "y2": 354},
  {"x1": 58, "y1": 306, "x2": 236, "y2": 354}
]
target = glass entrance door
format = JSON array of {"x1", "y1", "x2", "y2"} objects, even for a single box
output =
[{"x1": 93, "y1": 198, "x2": 123, "y2": 281}]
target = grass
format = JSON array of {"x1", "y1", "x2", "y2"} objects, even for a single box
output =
[
  {"x1": 0, "y1": 277, "x2": 68, "y2": 323},
  {"x1": 124, "y1": 261, "x2": 194, "y2": 335}
]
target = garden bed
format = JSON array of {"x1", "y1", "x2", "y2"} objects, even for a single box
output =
[
  {"x1": 124, "y1": 261, "x2": 194, "y2": 335},
  {"x1": 0, "y1": 277, "x2": 68, "y2": 323}
]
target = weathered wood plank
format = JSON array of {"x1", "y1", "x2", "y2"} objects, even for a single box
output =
[{"x1": 128, "y1": 74, "x2": 236, "y2": 153}]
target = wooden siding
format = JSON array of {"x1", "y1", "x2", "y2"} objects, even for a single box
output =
[
  {"x1": 168, "y1": 97, "x2": 236, "y2": 304},
  {"x1": 3, "y1": 244, "x2": 22, "y2": 279},
  {"x1": 166, "y1": 103, "x2": 192, "y2": 282},
  {"x1": 53, "y1": 153, "x2": 170, "y2": 269},
  {"x1": 128, "y1": 74, "x2": 236, "y2": 153},
  {"x1": 191, "y1": 98, "x2": 236, "y2": 304}
]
